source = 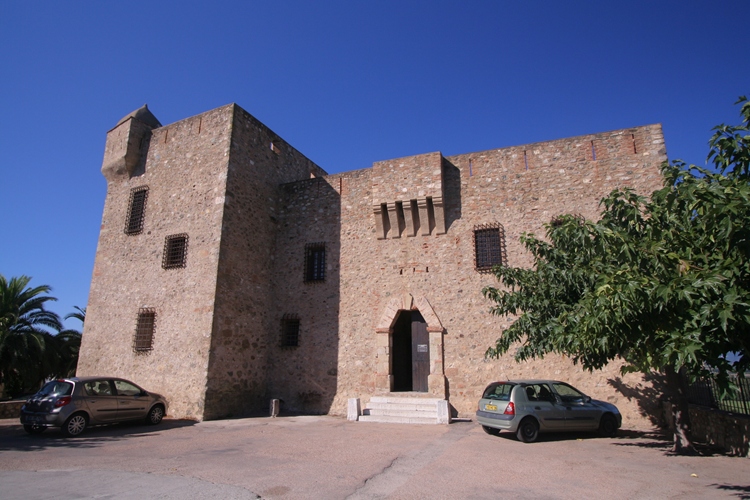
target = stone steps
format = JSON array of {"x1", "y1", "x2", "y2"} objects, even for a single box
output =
[
  {"x1": 365, "y1": 402, "x2": 439, "y2": 412},
  {"x1": 358, "y1": 414, "x2": 438, "y2": 425},
  {"x1": 354, "y1": 395, "x2": 450, "y2": 425}
]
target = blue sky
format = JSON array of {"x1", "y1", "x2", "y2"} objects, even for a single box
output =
[{"x1": 1, "y1": 1, "x2": 748, "y2": 329}]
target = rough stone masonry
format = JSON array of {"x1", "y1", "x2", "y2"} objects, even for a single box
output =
[{"x1": 77, "y1": 103, "x2": 666, "y2": 427}]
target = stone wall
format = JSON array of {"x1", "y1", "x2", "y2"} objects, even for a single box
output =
[
  {"x1": 275, "y1": 124, "x2": 666, "y2": 428},
  {"x1": 269, "y1": 176, "x2": 342, "y2": 414},
  {"x1": 0, "y1": 401, "x2": 24, "y2": 419},
  {"x1": 690, "y1": 406, "x2": 750, "y2": 457}
]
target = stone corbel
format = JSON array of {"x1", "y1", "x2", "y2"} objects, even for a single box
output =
[
  {"x1": 417, "y1": 198, "x2": 431, "y2": 236},
  {"x1": 386, "y1": 202, "x2": 400, "y2": 238},
  {"x1": 432, "y1": 196, "x2": 446, "y2": 235},
  {"x1": 403, "y1": 200, "x2": 417, "y2": 237},
  {"x1": 373, "y1": 204, "x2": 386, "y2": 240}
]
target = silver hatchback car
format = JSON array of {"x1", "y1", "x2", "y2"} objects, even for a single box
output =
[
  {"x1": 476, "y1": 379, "x2": 621, "y2": 443},
  {"x1": 20, "y1": 377, "x2": 168, "y2": 437}
]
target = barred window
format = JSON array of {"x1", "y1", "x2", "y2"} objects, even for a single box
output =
[
  {"x1": 474, "y1": 223, "x2": 505, "y2": 272},
  {"x1": 133, "y1": 308, "x2": 156, "y2": 352},
  {"x1": 281, "y1": 314, "x2": 300, "y2": 347},
  {"x1": 162, "y1": 234, "x2": 188, "y2": 269},
  {"x1": 304, "y1": 243, "x2": 326, "y2": 282},
  {"x1": 125, "y1": 186, "x2": 149, "y2": 235}
]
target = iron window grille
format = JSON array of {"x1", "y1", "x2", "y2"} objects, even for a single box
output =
[
  {"x1": 281, "y1": 314, "x2": 300, "y2": 347},
  {"x1": 125, "y1": 186, "x2": 149, "y2": 235},
  {"x1": 304, "y1": 242, "x2": 326, "y2": 282},
  {"x1": 133, "y1": 308, "x2": 156, "y2": 352},
  {"x1": 162, "y1": 234, "x2": 189, "y2": 269},
  {"x1": 474, "y1": 223, "x2": 506, "y2": 272}
]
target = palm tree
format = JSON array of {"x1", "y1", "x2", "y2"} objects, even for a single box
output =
[
  {"x1": 55, "y1": 306, "x2": 85, "y2": 377},
  {"x1": 64, "y1": 306, "x2": 86, "y2": 325},
  {"x1": 0, "y1": 275, "x2": 62, "y2": 398}
]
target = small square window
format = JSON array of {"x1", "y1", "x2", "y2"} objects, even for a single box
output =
[
  {"x1": 133, "y1": 308, "x2": 156, "y2": 352},
  {"x1": 125, "y1": 186, "x2": 148, "y2": 235},
  {"x1": 474, "y1": 223, "x2": 504, "y2": 272},
  {"x1": 304, "y1": 243, "x2": 326, "y2": 282},
  {"x1": 281, "y1": 314, "x2": 300, "y2": 347},
  {"x1": 163, "y1": 234, "x2": 188, "y2": 269}
]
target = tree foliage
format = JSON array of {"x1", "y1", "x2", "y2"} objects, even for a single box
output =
[
  {"x1": 483, "y1": 97, "x2": 750, "y2": 451},
  {"x1": 0, "y1": 274, "x2": 82, "y2": 398}
]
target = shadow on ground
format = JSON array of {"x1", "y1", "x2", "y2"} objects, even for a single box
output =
[
  {"x1": 487, "y1": 428, "x2": 653, "y2": 444},
  {"x1": 0, "y1": 418, "x2": 196, "y2": 452},
  {"x1": 711, "y1": 483, "x2": 750, "y2": 499},
  {"x1": 487, "y1": 427, "x2": 736, "y2": 458}
]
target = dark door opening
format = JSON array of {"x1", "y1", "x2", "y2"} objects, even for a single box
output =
[{"x1": 391, "y1": 310, "x2": 429, "y2": 392}]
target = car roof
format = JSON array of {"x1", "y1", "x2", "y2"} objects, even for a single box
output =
[
  {"x1": 64, "y1": 376, "x2": 107, "y2": 382},
  {"x1": 488, "y1": 379, "x2": 564, "y2": 385},
  {"x1": 65, "y1": 376, "x2": 128, "y2": 383}
]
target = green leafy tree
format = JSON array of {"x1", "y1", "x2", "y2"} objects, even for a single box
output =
[
  {"x1": 483, "y1": 97, "x2": 750, "y2": 454},
  {"x1": 0, "y1": 275, "x2": 63, "y2": 398}
]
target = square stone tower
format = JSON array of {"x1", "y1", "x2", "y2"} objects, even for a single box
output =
[{"x1": 78, "y1": 104, "x2": 325, "y2": 419}]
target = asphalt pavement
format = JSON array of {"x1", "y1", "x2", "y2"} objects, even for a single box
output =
[{"x1": 0, "y1": 415, "x2": 748, "y2": 499}]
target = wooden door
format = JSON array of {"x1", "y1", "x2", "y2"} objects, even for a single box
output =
[{"x1": 411, "y1": 311, "x2": 429, "y2": 392}]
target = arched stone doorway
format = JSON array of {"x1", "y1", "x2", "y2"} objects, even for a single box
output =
[{"x1": 374, "y1": 294, "x2": 446, "y2": 398}]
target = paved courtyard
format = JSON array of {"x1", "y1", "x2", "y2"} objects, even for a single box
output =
[{"x1": 0, "y1": 416, "x2": 748, "y2": 499}]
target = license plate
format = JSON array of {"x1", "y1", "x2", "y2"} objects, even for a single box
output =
[
  {"x1": 485, "y1": 404, "x2": 497, "y2": 411},
  {"x1": 27, "y1": 416, "x2": 44, "y2": 423}
]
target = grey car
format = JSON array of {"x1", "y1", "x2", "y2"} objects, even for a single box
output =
[
  {"x1": 20, "y1": 376, "x2": 168, "y2": 437},
  {"x1": 476, "y1": 379, "x2": 621, "y2": 443}
]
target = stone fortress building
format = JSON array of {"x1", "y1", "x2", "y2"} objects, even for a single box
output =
[{"x1": 78, "y1": 103, "x2": 667, "y2": 426}]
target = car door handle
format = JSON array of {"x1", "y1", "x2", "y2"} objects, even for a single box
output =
[{"x1": 535, "y1": 407, "x2": 542, "y2": 410}]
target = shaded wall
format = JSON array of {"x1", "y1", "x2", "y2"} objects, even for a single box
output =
[
  {"x1": 268, "y1": 177, "x2": 341, "y2": 414},
  {"x1": 204, "y1": 105, "x2": 327, "y2": 418}
]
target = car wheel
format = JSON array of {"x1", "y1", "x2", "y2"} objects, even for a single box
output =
[
  {"x1": 516, "y1": 418, "x2": 539, "y2": 443},
  {"x1": 62, "y1": 413, "x2": 87, "y2": 437},
  {"x1": 482, "y1": 425, "x2": 501, "y2": 436},
  {"x1": 24, "y1": 424, "x2": 46, "y2": 435},
  {"x1": 599, "y1": 414, "x2": 618, "y2": 437},
  {"x1": 145, "y1": 405, "x2": 165, "y2": 425}
]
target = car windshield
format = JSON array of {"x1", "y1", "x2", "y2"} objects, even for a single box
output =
[
  {"x1": 482, "y1": 382, "x2": 514, "y2": 401},
  {"x1": 37, "y1": 380, "x2": 73, "y2": 397}
]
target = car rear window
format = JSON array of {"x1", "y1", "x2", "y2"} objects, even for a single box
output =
[
  {"x1": 38, "y1": 380, "x2": 73, "y2": 397},
  {"x1": 482, "y1": 382, "x2": 515, "y2": 401}
]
